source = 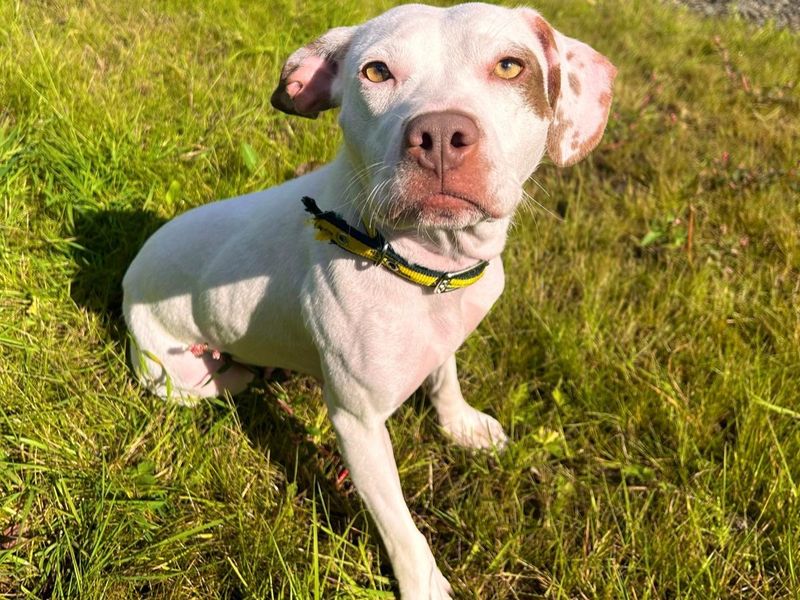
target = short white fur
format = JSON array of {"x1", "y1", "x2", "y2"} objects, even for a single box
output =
[{"x1": 123, "y1": 3, "x2": 615, "y2": 597}]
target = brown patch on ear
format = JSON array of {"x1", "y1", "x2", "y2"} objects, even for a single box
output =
[
  {"x1": 556, "y1": 107, "x2": 608, "y2": 167},
  {"x1": 531, "y1": 15, "x2": 560, "y2": 111},
  {"x1": 570, "y1": 89, "x2": 614, "y2": 158},
  {"x1": 568, "y1": 72, "x2": 581, "y2": 96},
  {"x1": 546, "y1": 108, "x2": 573, "y2": 166},
  {"x1": 575, "y1": 124, "x2": 605, "y2": 159},
  {"x1": 522, "y1": 8, "x2": 616, "y2": 167}
]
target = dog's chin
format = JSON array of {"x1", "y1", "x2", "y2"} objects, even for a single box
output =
[{"x1": 388, "y1": 193, "x2": 493, "y2": 231}]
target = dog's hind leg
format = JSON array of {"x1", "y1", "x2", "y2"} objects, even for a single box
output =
[{"x1": 125, "y1": 304, "x2": 254, "y2": 403}]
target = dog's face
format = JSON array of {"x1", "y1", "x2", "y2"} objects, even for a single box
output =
[{"x1": 272, "y1": 3, "x2": 616, "y2": 232}]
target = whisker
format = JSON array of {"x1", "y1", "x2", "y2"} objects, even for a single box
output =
[
  {"x1": 329, "y1": 161, "x2": 392, "y2": 215},
  {"x1": 527, "y1": 175, "x2": 551, "y2": 198},
  {"x1": 518, "y1": 180, "x2": 562, "y2": 222}
]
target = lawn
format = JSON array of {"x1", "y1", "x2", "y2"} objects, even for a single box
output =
[{"x1": 1, "y1": 0, "x2": 798, "y2": 598}]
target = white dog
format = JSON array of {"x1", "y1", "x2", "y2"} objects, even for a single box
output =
[{"x1": 123, "y1": 3, "x2": 615, "y2": 597}]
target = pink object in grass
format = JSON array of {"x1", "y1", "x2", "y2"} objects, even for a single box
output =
[{"x1": 211, "y1": 349, "x2": 221, "y2": 361}]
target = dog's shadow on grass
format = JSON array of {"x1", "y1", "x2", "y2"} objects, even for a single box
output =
[
  {"x1": 234, "y1": 379, "x2": 399, "y2": 592},
  {"x1": 67, "y1": 206, "x2": 359, "y2": 511},
  {"x1": 68, "y1": 207, "x2": 350, "y2": 499},
  {"x1": 234, "y1": 378, "x2": 360, "y2": 514},
  {"x1": 69, "y1": 206, "x2": 397, "y2": 590},
  {"x1": 69, "y1": 206, "x2": 167, "y2": 323}
]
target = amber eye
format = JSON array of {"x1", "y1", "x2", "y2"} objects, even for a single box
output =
[
  {"x1": 494, "y1": 58, "x2": 524, "y2": 80},
  {"x1": 362, "y1": 61, "x2": 393, "y2": 83}
]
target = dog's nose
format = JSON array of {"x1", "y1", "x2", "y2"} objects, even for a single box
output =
[{"x1": 405, "y1": 112, "x2": 479, "y2": 175}]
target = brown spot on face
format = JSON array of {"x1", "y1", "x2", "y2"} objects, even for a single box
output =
[
  {"x1": 568, "y1": 72, "x2": 581, "y2": 96},
  {"x1": 516, "y1": 48, "x2": 550, "y2": 119}
]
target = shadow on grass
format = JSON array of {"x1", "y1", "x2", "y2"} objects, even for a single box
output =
[
  {"x1": 235, "y1": 380, "x2": 359, "y2": 513},
  {"x1": 234, "y1": 376, "x2": 398, "y2": 590},
  {"x1": 69, "y1": 207, "x2": 167, "y2": 320},
  {"x1": 69, "y1": 207, "x2": 355, "y2": 486},
  {"x1": 67, "y1": 206, "x2": 362, "y2": 513},
  {"x1": 68, "y1": 206, "x2": 397, "y2": 590}
]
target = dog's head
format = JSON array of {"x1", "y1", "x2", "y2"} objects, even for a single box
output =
[{"x1": 272, "y1": 3, "x2": 616, "y2": 232}]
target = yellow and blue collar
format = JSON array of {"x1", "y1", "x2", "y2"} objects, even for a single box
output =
[{"x1": 302, "y1": 196, "x2": 488, "y2": 294}]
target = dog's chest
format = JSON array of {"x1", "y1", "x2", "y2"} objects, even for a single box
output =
[{"x1": 303, "y1": 257, "x2": 503, "y2": 404}]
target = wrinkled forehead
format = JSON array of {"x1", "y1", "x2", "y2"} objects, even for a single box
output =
[{"x1": 349, "y1": 3, "x2": 539, "y2": 67}]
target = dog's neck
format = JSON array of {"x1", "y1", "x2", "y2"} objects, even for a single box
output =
[{"x1": 321, "y1": 153, "x2": 511, "y2": 273}]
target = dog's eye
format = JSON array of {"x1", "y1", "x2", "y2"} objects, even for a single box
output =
[
  {"x1": 362, "y1": 61, "x2": 393, "y2": 83},
  {"x1": 493, "y1": 58, "x2": 524, "y2": 80}
]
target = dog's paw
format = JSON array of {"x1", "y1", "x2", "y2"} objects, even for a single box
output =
[
  {"x1": 433, "y1": 569, "x2": 454, "y2": 599},
  {"x1": 394, "y1": 535, "x2": 453, "y2": 599},
  {"x1": 439, "y1": 406, "x2": 508, "y2": 451},
  {"x1": 428, "y1": 568, "x2": 453, "y2": 600},
  {"x1": 398, "y1": 562, "x2": 452, "y2": 600}
]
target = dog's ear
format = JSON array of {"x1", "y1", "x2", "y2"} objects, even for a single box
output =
[
  {"x1": 271, "y1": 26, "x2": 356, "y2": 119},
  {"x1": 523, "y1": 11, "x2": 617, "y2": 167}
]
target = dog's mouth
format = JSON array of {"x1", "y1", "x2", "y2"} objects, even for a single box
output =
[
  {"x1": 424, "y1": 192, "x2": 490, "y2": 216},
  {"x1": 387, "y1": 190, "x2": 496, "y2": 229},
  {"x1": 364, "y1": 154, "x2": 504, "y2": 231}
]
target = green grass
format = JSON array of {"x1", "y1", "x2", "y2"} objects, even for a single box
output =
[{"x1": 1, "y1": 0, "x2": 798, "y2": 598}]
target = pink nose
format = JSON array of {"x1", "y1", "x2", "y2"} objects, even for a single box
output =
[{"x1": 405, "y1": 112, "x2": 480, "y2": 176}]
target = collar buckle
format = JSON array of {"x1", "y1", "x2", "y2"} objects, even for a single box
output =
[
  {"x1": 433, "y1": 273, "x2": 453, "y2": 294},
  {"x1": 374, "y1": 239, "x2": 390, "y2": 267}
]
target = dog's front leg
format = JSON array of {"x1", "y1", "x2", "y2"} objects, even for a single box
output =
[
  {"x1": 426, "y1": 354, "x2": 508, "y2": 450},
  {"x1": 326, "y1": 390, "x2": 453, "y2": 599}
]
